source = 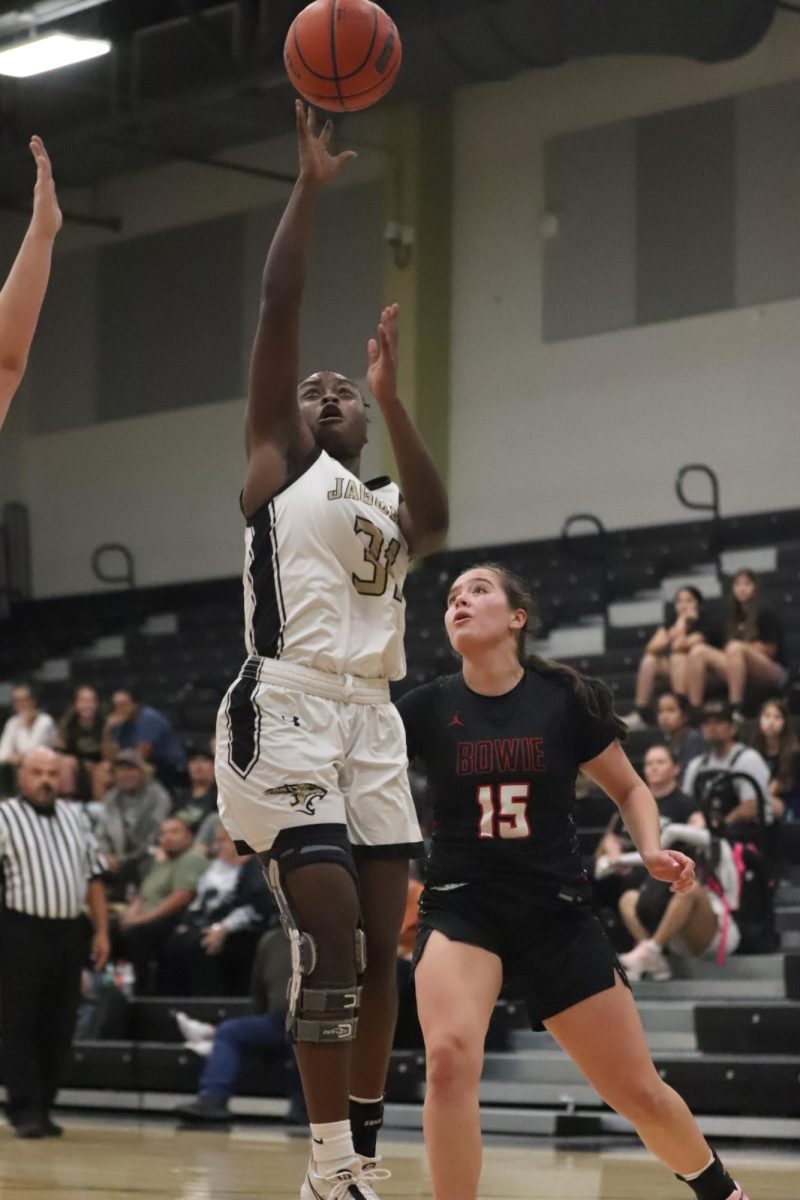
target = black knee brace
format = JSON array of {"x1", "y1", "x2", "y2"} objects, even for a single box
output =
[{"x1": 264, "y1": 831, "x2": 366, "y2": 1045}]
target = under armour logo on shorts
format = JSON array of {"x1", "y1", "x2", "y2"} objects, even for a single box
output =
[{"x1": 264, "y1": 782, "x2": 327, "y2": 816}]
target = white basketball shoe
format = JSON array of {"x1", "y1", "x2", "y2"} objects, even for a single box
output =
[{"x1": 301, "y1": 1157, "x2": 390, "y2": 1200}]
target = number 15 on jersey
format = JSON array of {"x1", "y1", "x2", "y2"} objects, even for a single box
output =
[{"x1": 477, "y1": 783, "x2": 531, "y2": 840}]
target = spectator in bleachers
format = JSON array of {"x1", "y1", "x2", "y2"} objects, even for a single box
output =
[
  {"x1": 623, "y1": 587, "x2": 715, "y2": 730},
  {"x1": 683, "y1": 701, "x2": 774, "y2": 837},
  {"x1": 104, "y1": 688, "x2": 187, "y2": 790},
  {"x1": 173, "y1": 927, "x2": 305, "y2": 1126},
  {"x1": 750, "y1": 697, "x2": 800, "y2": 823},
  {"x1": 95, "y1": 750, "x2": 172, "y2": 900},
  {"x1": 117, "y1": 815, "x2": 206, "y2": 994},
  {"x1": 655, "y1": 692, "x2": 706, "y2": 775},
  {"x1": 617, "y1": 821, "x2": 741, "y2": 981},
  {"x1": 172, "y1": 748, "x2": 218, "y2": 836},
  {"x1": 56, "y1": 685, "x2": 106, "y2": 801},
  {"x1": 156, "y1": 822, "x2": 274, "y2": 996},
  {"x1": 0, "y1": 685, "x2": 57, "y2": 797},
  {"x1": 594, "y1": 745, "x2": 697, "y2": 907},
  {"x1": 685, "y1": 569, "x2": 787, "y2": 720},
  {"x1": 173, "y1": 880, "x2": 425, "y2": 1124}
]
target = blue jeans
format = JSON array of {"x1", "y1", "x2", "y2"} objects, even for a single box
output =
[{"x1": 199, "y1": 1014, "x2": 302, "y2": 1108}]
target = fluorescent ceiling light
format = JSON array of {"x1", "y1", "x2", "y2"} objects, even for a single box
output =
[{"x1": 0, "y1": 32, "x2": 111, "y2": 78}]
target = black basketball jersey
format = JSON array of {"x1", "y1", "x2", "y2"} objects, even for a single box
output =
[{"x1": 396, "y1": 669, "x2": 618, "y2": 898}]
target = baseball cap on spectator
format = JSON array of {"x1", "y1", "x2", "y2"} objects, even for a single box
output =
[
  {"x1": 699, "y1": 700, "x2": 734, "y2": 722},
  {"x1": 115, "y1": 749, "x2": 145, "y2": 768}
]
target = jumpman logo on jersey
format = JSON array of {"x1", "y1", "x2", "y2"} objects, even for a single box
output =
[
  {"x1": 449, "y1": 712, "x2": 464, "y2": 727},
  {"x1": 264, "y1": 782, "x2": 327, "y2": 816}
]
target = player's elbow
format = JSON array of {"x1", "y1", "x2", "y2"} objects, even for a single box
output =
[
  {"x1": 261, "y1": 279, "x2": 303, "y2": 312},
  {"x1": 0, "y1": 356, "x2": 26, "y2": 386}
]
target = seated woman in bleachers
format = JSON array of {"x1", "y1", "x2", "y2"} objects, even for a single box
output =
[
  {"x1": 655, "y1": 692, "x2": 706, "y2": 775},
  {"x1": 624, "y1": 586, "x2": 712, "y2": 730},
  {"x1": 56, "y1": 685, "x2": 106, "y2": 801},
  {"x1": 157, "y1": 821, "x2": 274, "y2": 996},
  {"x1": 750, "y1": 697, "x2": 800, "y2": 823},
  {"x1": 686, "y1": 569, "x2": 788, "y2": 720},
  {"x1": 617, "y1": 819, "x2": 740, "y2": 981},
  {"x1": 594, "y1": 744, "x2": 697, "y2": 918}
]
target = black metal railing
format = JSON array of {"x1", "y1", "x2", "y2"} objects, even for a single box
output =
[
  {"x1": 675, "y1": 463, "x2": 722, "y2": 580},
  {"x1": 559, "y1": 512, "x2": 609, "y2": 635},
  {"x1": 91, "y1": 543, "x2": 136, "y2": 589}
]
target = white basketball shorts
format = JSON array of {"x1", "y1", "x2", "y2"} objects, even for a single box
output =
[{"x1": 215, "y1": 656, "x2": 422, "y2": 858}]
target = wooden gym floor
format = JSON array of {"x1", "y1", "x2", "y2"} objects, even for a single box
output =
[{"x1": 1, "y1": 1118, "x2": 797, "y2": 1199}]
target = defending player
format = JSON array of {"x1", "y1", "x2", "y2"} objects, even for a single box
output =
[
  {"x1": 215, "y1": 102, "x2": 448, "y2": 1200},
  {"x1": 397, "y1": 564, "x2": 751, "y2": 1200},
  {"x1": 0, "y1": 137, "x2": 62, "y2": 433}
]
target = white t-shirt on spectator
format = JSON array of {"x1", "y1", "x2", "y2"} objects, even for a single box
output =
[
  {"x1": 682, "y1": 743, "x2": 773, "y2": 823},
  {"x1": 0, "y1": 712, "x2": 58, "y2": 762}
]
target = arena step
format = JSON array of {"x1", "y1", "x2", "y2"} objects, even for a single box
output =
[
  {"x1": 660, "y1": 570, "x2": 721, "y2": 600},
  {"x1": 694, "y1": 1001, "x2": 800, "y2": 1054},
  {"x1": 512, "y1": 1027, "x2": 696, "y2": 1053},
  {"x1": 480, "y1": 1050, "x2": 800, "y2": 1116},
  {"x1": 385, "y1": 1101, "x2": 800, "y2": 1143},
  {"x1": 0, "y1": 1042, "x2": 425, "y2": 1105},
  {"x1": 630, "y1": 979, "x2": 785, "y2": 1000}
]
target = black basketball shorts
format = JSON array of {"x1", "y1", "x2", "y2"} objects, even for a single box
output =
[{"x1": 413, "y1": 878, "x2": 630, "y2": 1030}]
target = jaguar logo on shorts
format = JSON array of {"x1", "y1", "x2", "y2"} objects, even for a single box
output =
[{"x1": 264, "y1": 782, "x2": 327, "y2": 816}]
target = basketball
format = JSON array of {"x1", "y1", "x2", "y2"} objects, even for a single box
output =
[{"x1": 284, "y1": 0, "x2": 402, "y2": 113}]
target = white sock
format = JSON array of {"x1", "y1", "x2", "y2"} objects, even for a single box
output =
[
  {"x1": 681, "y1": 1152, "x2": 714, "y2": 1181},
  {"x1": 310, "y1": 1120, "x2": 356, "y2": 1174}
]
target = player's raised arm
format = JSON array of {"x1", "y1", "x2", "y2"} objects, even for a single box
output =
[
  {"x1": 366, "y1": 303, "x2": 449, "y2": 558},
  {"x1": 0, "y1": 136, "x2": 62, "y2": 433},
  {"x1": 242, "y1": 103, "x2": 356, "y2": 516}
]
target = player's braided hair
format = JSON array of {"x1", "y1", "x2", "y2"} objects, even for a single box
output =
[{"x1": 471, "y1": 563, "x2": 628, "y2": 742}]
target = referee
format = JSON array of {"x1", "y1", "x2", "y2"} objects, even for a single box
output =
[{"x1": 0, "y1": 747, "x2": 109, "y2": 1139}]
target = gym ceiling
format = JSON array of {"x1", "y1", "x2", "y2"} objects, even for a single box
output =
[{"x1": 0, "y1": 0, "x2": 779, "y2": 206}]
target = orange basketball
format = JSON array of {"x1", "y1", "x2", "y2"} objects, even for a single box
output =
[{"x1": 284, "y1": 0, "x2": 402, "y2": 113}]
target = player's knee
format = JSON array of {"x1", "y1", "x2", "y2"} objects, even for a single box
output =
[
  {"x1": 425, "y1": 1031, "x2": 481, "y2": 1096},
  {"x1": 302, "y1": 912, "x2": 359, "y2": 983},
  {"x1": 687, "y1": 642, "x2": 708, "y2": 660},
  {"x1": 606, "y1": 1073, "x2": 675, "y2": 1125},
  {"x1": 265, "y1": 853, "x2": 364, "y2": 1044}
]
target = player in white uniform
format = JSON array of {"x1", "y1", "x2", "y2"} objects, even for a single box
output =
[{"x1": 215, "y1": 103, "x2": 448, "y2": 1200}]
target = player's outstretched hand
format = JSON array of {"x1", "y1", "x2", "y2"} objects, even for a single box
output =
[
  {"x1": 29, "y1": 136, "x2": 62, "y2": 240},
  {"x1": 296, "y1": 101, "x2": 356, "y2": 188},
  {"x1": 642, "y1": 848, "x2": 695, "y2": 894},
  {"x1": 366, "y1": 303, "x2": 399, "y2": 408}
]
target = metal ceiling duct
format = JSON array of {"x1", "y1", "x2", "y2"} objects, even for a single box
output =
[{"x1": 0, "y1": 0, "x2": 780, "y2": 206}]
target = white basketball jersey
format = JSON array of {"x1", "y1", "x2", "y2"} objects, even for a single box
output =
[{"x1": 242, "y1": 447, "x2": 408, "y2": 681}]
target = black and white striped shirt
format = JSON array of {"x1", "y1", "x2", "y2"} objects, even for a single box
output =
[{"x1": 0, "y1": 797, "x2": 105, "y2": 919}]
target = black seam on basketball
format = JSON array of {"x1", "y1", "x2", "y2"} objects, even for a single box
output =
[
  {"x1": 300, "y1": 52, "x2": 400, "y2": 107},
  {"x1": 330, "y1": 0, "x2": 345, "y2": 111},
  {"x1": 293, "y1": 0, "x2": 382, "y2": 83},
  {"x1": 352, "y1": 3, "x2": 379, "y2": 79}
]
